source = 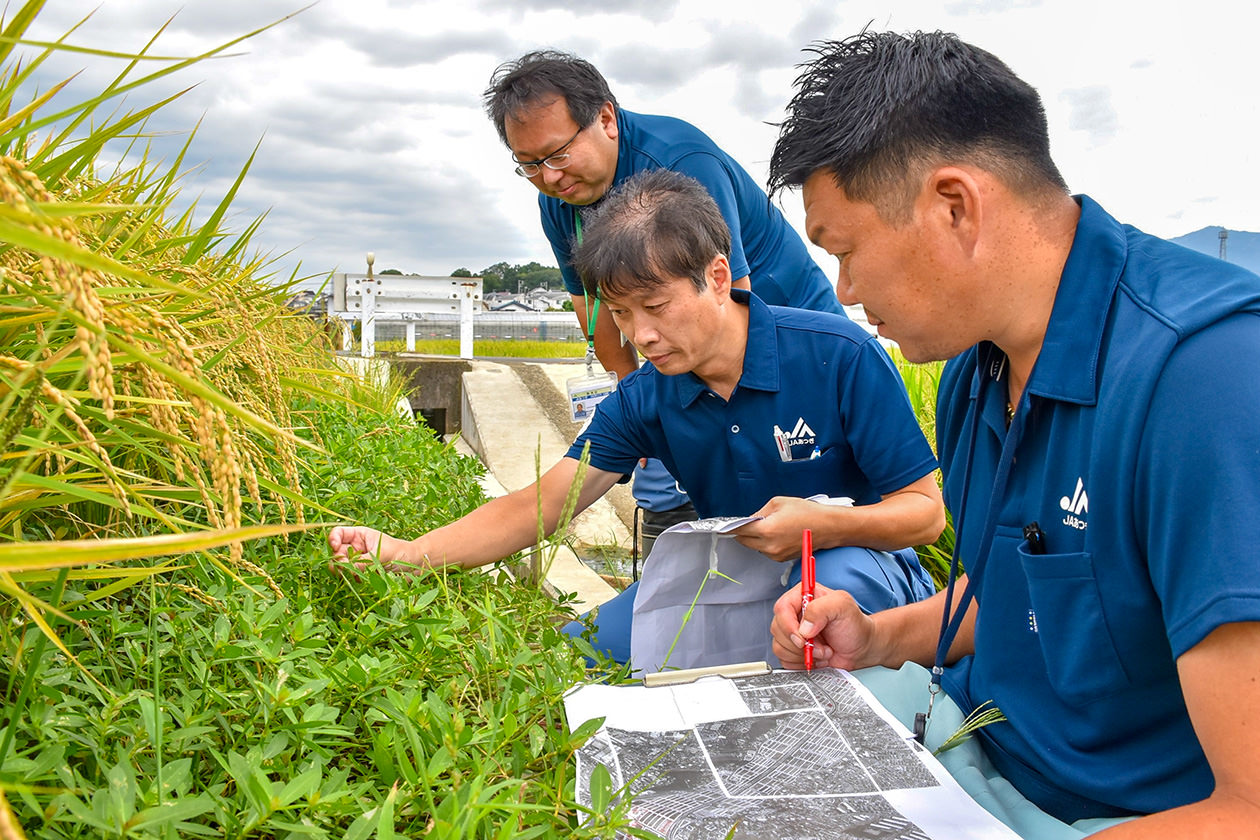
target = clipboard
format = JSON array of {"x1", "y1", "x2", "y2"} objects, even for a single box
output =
[{"x1": 642, "y1": 659, "x2": 770, "y2": 687}]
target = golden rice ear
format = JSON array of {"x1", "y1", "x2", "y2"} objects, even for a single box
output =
[{"x1": 3, "y1": 156, "x2": 116, "y2": 421}]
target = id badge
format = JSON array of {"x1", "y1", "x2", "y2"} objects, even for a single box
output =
[{"x1": 567, "y1": 371, "x2": 616, "y2": 423}]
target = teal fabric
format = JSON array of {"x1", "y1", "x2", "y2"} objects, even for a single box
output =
[{"x1": 853, "y1": 662, "x2": 1135, "y2": 839}]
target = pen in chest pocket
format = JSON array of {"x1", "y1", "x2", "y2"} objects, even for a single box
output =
[{"x1": 773, "y1": 425, "x2": 791, "y2": 461}]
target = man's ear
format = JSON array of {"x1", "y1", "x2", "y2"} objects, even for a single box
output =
[
  {"x1": 707, "y1": 254, "x2": 732, "y2": 298},
  {"x1": 598, "y1": 101, "x2": 618, "y2": 140},
  {"x1": 923, "y1": 166, "x2": 983, "y2": 257}
]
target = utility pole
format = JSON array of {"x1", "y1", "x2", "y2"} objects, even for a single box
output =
[{"x1": 361, "y1": 251, "x2": 376, "y2": 358}]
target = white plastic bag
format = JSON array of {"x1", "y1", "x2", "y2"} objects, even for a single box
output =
[{"x1": 629, "y1": 496, "x2": 854, "y2": 675}]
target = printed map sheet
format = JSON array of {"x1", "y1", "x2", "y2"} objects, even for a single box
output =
[{"x1": 565, "y1": 668, "x2": 1019, "y2": 840}]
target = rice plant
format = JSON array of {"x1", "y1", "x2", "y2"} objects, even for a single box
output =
[
  {"x1": 0, "y1": 3, "x2": 356, "y2": 582},
  {"x1": 886, "y1": 347, "x2": 955, "y2": 588}
]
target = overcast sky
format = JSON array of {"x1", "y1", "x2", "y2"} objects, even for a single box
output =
[{"x1": 19, "y1": 0, "x2": 1259, "y2": 286}]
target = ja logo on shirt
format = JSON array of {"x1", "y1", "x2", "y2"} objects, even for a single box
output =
[
  {"x1": 1060, "y1": 477, "x2": 1088, "y2": 530},
  {"x1": 786, "y1": 417, "x2": 815, "y2": 447}
]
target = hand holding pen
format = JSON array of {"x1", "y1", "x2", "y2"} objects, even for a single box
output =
[{"x1": 801, "y1": 528, "x2": 816, "y2": 671}]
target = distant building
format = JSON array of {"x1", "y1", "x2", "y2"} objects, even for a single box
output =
[
  {"x1": 525, "y1": 287, "x2": 569, "y2": 311},
  {"x1": 482, "y1": 292, "x2": 517, "y2": 310},
  {"x1": 490, "y1": 300, "x2": 543, "y2": 313}
]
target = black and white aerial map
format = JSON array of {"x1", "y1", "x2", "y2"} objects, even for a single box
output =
[{"x1": 565, "y1": 669, "x2": 1020, "y2": 840}]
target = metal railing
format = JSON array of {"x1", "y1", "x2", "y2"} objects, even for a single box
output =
[{"x1": 328, "y1": 273, "x2": 483, "y2": 358}]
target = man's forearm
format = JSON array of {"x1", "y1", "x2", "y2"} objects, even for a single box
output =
[
  {"x1": 412, "y1": 459, "x2": 621, "y2": 571},
  {"x1": 813, "y1": 494, "x2": 943, "y2": 552},
  {"x1": 413, "y1": 486, "x2": 550, "y2": 569},
  {"x1": 813, "y1": 474, "x2": 945, "y2": 552},
  {"x1": 868, "y1": 579, "x2": 974, "y2": 667},
  {"x1": 1088, "y1": 799, "x2": 1260, "y2": 839},
  {"x1": 592, "y1": 307, "x2": 637, "y2": 378},
  {"x1": 572, "y1": 293, "x2": 638, "y2": 378}
]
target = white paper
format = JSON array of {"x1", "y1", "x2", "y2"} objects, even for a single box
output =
[
  {"x1": 629, "y1": 497, "x2": 852, "y2": 675},
  {"x1": 565, "y1": 675, "x2": 753, "y2": 733},
  {"x1": 565, "y1": 668, "x2": 1021, "y2": 840}
]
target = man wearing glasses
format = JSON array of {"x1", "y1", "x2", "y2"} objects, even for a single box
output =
[{"x1": 483, "y1": 50, "x2": 844, "y2": 556}]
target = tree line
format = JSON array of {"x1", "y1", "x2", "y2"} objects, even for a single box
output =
[{"x1": 449, "y1": 261, "x2": 562, "y2": 294}]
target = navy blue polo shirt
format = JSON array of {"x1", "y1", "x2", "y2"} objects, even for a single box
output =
[
  {"x1": 566, "y1": 290, "x2": 935, "y2": 518},
  {"x1": 937, "y1": 196, "x2": 1260, "y2": 821},
  {"x1": 540, "y1": 109, "x2": 840, "y2": 315}
]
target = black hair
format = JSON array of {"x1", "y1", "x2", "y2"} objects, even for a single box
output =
[
  {"x1": 484, "y1": 50, "x2": 618, "y2": 146},
  {"x1": 572, "y1": 169, "x2": 731, "y2": 300},
  {"x1": 769, "y1": 30, "x2": 1068, "y2": 220}
]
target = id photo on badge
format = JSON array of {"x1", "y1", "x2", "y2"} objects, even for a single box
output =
[{"x1": 567, "y1": 371, "x2": 615, "y2": 422}]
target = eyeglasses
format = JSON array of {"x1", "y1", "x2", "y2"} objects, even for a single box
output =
[{"x1": 512, "y1": 124, "x2": 584, "y2": 178}]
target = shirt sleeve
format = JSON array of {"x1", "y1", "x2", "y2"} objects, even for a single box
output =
[
  {"x1": 669, "y1": 152, "x2": 751, "y2": 282},
  {"x1": 565, "y1": 372, "x2": 651, "y2": 477},
  {"x1": 1135, "y1": 311, "x2": 1260, "y2": 657},
  {"x1": 839, "y1": 339, "x2": 940, "y2": 495}
]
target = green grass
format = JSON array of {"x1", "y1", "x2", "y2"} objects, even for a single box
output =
[{"x1": 1, "y1": 402, "x2": 628, "y2": 838}]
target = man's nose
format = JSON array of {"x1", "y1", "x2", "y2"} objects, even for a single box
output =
[
  {"x1": 541, "y1": 166, "x2": 565, "y2": 187},
  {"x1": 630, "y1": 319, "x2": 658, "y2": 346},
  {"x1": 834, "y1": 275, "x2": 859, "y2": 307},
  {"x1": 836, "y1": 286, "x2": 860, "y2": 307}
]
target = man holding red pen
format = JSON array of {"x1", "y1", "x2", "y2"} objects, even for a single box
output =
[{"x1": 767, "y1": 30, "x2": 1260, "y2": 840}]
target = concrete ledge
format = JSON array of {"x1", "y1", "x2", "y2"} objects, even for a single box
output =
[
  {"x1": 450, "y1": 417, "x2": 618, "y2": 612},
  {"x1": 459, "y1": 362, "x2": 630, "y2": 552}
]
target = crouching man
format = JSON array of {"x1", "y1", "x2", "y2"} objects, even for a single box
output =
[{"x1": 330, "y1": 169, "x2": 943, "y2": 669}]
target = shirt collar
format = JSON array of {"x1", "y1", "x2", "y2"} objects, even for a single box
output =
[
  {"x1": 675, "y1": 288, "x2": 780, "y2": 406},
  {"x1": 612, "y1": 108, "x2": 634, "y2": 186},
  {"x1": 1026, "y1": 195, "x2": 1125, "y2": 407}
]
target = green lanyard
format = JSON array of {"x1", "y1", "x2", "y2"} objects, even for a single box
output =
[
  {"x1": 574, "y1": 211, "x2": 601, "y2": 373},
  {"x1": 574, "y1": 212, "x2": 601, "y2": 348}
]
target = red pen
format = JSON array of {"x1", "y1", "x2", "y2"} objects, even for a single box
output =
[{"x1": 801, "y1": 528, "x2": 815, "y2": 671}]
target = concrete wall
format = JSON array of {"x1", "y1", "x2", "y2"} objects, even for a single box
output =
[{"x1": 392, "y1": 357, "x2": 471, "y2": 435}]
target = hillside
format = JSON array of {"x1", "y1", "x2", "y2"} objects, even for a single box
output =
[{"x1": 1168, "y1": 226, "x2": 1260, "y2": 276}]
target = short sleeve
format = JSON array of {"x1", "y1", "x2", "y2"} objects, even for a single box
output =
[
  {"x1": 1136, "y1": 311, "x2": 1260, "y2": 656},
  {"x1": 839, "y1": 340, "x2": 939, "y2": 495}
]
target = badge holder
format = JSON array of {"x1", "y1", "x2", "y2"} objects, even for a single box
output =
[{"x1": 567, "y1": 346, "x2": 616, "y2": 423}]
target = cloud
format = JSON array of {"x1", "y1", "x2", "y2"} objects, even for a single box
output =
[
  {"x1": 942, "y1": 0, "x2": 1045, "y2": 15},
  {"x1": 1058, "y1": 85, "x2": 1120, "y2": 147},
  {"x1": 472, "y1": 0, "x2": 680, "y2": 18},
  {"x1": 341, "y1": 28, "x2": 517, "y2": 68},
  {"x1": 12, "y1": 0, "x2": 1260, "y2": 280},
  {"x1": 599, "y1": 45, "x2": 700, "y2": 92},
  {"x1": 789, "y1": 6, "x2": 847, "y2": 48}
]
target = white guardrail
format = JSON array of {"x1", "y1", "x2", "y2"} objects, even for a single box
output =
[{"x1": 329, "y1": 273, "x2": 483, "y2": 358}]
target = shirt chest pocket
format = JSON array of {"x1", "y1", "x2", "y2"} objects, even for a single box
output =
[
  {"x1": 1018, "y1": 548, "x2": 1134, "y2": 706},
  {"x1": 767, "y1": 445, "x2": 842, "y2": 499}
]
